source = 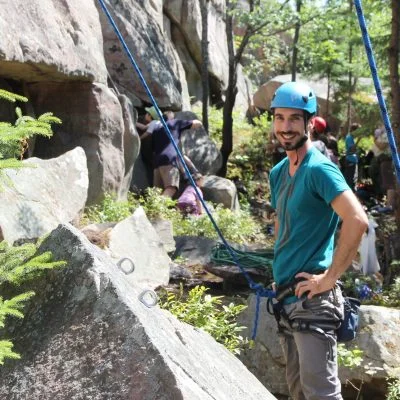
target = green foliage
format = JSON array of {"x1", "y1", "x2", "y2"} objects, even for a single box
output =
[
  {"x1": 175, "y1": 206, "x2": 263, "y2": 244},
  {"x1": 0, "y1": 241, "x2": 66, "y2": 365},
  {"x1": 83, "y1": 188, "x2": 264, "y2": 245},
  {"x1": 387, "y1": 377, "x2": 400, "y2": 400},
  {"x1": 83, "y1": 192, "x2": 134, "y2": 224},
  {"x1": 0, "y1": 241, "x2": 66, "y2": 285},
  {"x1": 159, "y1": 285, "x2": 249, "y2": 354},
  {"x1": 337, "y1": 344, "x2": 363, "y2": 368},
  {"x1": 193, "y1": 105, "x2": 254, "y2": 147},
  {"x1": 0, "y1": 88, "x2": 61, "y2": 181}
]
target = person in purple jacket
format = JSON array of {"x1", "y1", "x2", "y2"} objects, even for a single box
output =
[{"x1": 177, "y1": 172, "x2": 204, "y2": 216}]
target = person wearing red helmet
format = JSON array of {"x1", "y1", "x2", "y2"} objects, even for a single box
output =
[
  {"x1": 269, "y1": 82, "x2": 368, "y2": 400},
  {"x1": 309, "y1": 116, "x2": 329, "y2": 157},
  {"x1": 311, "y1": 116, "x2": 327, "y2": 134}
]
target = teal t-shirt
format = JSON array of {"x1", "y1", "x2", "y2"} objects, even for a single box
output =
[
  {"x1": 345, "y1": 134, "x2": 358, "y2": 164},
  {"x1": 270, "y1": 146, "x2": 350, "y2": 286}
]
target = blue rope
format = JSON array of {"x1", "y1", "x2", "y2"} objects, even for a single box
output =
[
  {"x1": 354, "y1": 0, "x2": 400, "y2": 184},
  {"x1": 97, "y1": 0, "x2": 274, "y2": 339}
]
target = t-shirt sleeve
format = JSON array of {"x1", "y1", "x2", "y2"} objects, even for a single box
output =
[
  {"x1": 146, "y1": 120, "x2": 160, "y2": 134},
  {"x1": 270, "y1": 169, "x2": 277, "y2": 209},
  {"x1": 309, "y1": 162, "x2": 350, "y2": 204}
]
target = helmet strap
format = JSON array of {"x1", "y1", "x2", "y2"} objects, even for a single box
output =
[{"x1": 293, "y1": 135, "x2": 308, "y2": 166}]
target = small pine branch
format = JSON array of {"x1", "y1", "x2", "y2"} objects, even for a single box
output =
[
  {"x1": 0, "y1": 340, "x2": 21, "y2": 365},
  {"x1": 0, "y1": 243, "x2": 66, "y2": 286},
  {"x1": 0, "y1": 89, "x2": 28, "y2": 104},
  {"x1": 0, "y1": 292, "x2": 35, "y2": 328}
]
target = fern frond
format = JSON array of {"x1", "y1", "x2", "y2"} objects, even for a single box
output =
[
  {"x1": 0, "y1": 243, "x2": 66, "y2": 286},
  {"x1": 0, "y1": 89, "x2": 28, "y2": 104},
  {"x1": 0, "y1": 340, "x2": 21, "y2": 365},
  {"x1": 15, "y1": 115, "x2": 36, "y2": 126},
  {"x1": 38, "y1": 113, "x2": 62, "y2": 125},
  {"x1": 0, "y1": 292, "x2": 35, "y2": 328}
]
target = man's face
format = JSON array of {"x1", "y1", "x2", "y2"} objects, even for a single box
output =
[
  {"x1": 273, "y1": 108, "x2": 306, "y2": 151},
  {"x1": 145, "y1": 113, "x2": 152, "y2": 123}
]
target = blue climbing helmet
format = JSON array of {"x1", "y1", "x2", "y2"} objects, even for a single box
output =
[{"x1": 270, "y1": 82, "x2": 317, "y2": 116}]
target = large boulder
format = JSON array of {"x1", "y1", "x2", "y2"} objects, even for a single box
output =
[
  {"x1": 0, "y1": 224, "x2": 277, "y2": 400},
  {"x1": 176, "y1": 111, "x2": 223, "y2": 175},
  {"x1": 238, "y1": 295, "x2": 400, "y2": 399},
  {"x1": 29, "y1": 82, "x2": 134, "y2": 204},
  {"x1": 107, "y1": 208, "x2": 171, "y2": 290},
  {"x1": 203, "y1": 175, "x2": 240, "y2": 211},
  {"x1": 0, "y1": 147, "x2": 88, "y2": 244},
  {"x1": 0, "y1": 0, "x2": 107, "y2": 82}
]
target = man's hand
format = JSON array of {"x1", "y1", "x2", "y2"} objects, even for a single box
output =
[{"x1": 294, "y1": 271, "x2": 336, "y2": 299}]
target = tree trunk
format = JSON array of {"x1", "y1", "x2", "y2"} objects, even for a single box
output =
[
  {"x1": 389, "y1": 0, "x2": 400, "y2": 227},
  {"x1": 219, "y1": 0, "x2": 238, "y2": 177},
  {"x1": 200, "y1": 0, "x2": 210, "y2": 133},
  {"x1": 291, "y1": 0, "x2": 302, "y2": 82}
]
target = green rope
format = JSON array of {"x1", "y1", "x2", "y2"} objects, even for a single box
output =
[{"x1": 211, "y1": 243, "x2": 274, "y2": 270}]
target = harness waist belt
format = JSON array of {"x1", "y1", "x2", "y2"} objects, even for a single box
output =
[{"x1": 276, "y1": 270, "x2": 326, "y2": 302}]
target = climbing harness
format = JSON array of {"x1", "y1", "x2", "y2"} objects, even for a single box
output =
[
  {"x1": 97, "y1": 0, "x2": 275, "y2": 339},
  {"x1": 354, "y1": 0, "x2": 400, "y2": 184},
  {"x1": 117, "y1": 257, "x2": 135, "y2": 275}
]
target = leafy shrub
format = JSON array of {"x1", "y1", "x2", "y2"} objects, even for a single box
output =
[
  {"x1": 83, "y1": 188, "x2": 265, "y2": 245},
  {"x1": 387, "y1": 377, "x2": 400, "y2": 400},
  {"x1": 83, "y1": 193, "x2": 134, "y2": 224},
  {"x1": 337, "y1": 343, "x2": 363, "y2": 368},
  {"x1": 159, "y1": 285, "x2": 249, "y2": 354}
]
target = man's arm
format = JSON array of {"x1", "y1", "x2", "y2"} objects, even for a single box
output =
[{"x1": 295, "y1": 190, "x2": 368, "y2": 298}]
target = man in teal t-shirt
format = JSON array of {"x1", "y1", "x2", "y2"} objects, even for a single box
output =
[
  {"x1": 268, "y1": 82, "x2": 368, "y2": 400},
  {"x1": 270, "y1": 147, "x2": 349, "y2": 287}
]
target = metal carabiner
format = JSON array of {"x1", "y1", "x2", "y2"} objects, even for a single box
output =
[
  {"x1": 138, "y1": 289, "x2": 158, "y2": 308},
  {"x1": 117, "y1": 257, "x2": 135, "y2": 275}
]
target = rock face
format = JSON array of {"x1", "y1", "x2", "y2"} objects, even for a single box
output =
[
  {"x1": 0, "y1": 224, "x2": 277, "y2": 400},
  {"x1": 0, "y1": 147, "x2": 88, "y2": 244},
  {"x1": 0, "y1": 0, "x2": 248, "y2": 204},
  {"x1": 203, "y1": 175, "x2": 240, "y2": 210},
  {"x1": 238, "y1": 295, "x2": 400, "y2": 399}
]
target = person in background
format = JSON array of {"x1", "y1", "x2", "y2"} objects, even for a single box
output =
[
  {"x1": 268, "y1": 81, "x2": 368, "y2": 400},
  {"x1": 136, "y1": 106, "x2": 162, "y2": 137},
  {"x1": 140, "y1": 110, "x2": 203, "y2": 198},
  {"x1": 342, "y1": 123, "x2": 360, "y2": 191},
  {"x1": 309, "y1": 116, "x2": 329, "y2": 157},
  {"x1": 136, "y1": 106, "x2": 162, "y2": 184},
  {"x1": 177, "y1": 172, "x2": 204, "y2": 216}
]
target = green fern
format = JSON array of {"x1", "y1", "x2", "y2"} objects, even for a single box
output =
[
  {"x1": 0, "y1": 242, "x2": 66, "y2": 285},
  {"x1": 0, "y1": 340, "x2": 21, "y2": 365},
  {"x1": 0, "y1": 241, "x2": 66, "y2": 365},
  {"x1": 0, "y1": 292, "x2": 35, "y2": 329},
  {"x1": 0, "y1": 88, "x2": 61, "y2": 162},
  {"x1": 0, "y1": 89, "x2": 27, "y2": 104}
]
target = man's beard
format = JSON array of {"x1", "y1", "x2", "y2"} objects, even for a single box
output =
[{"x1": 277, "y1": 131, "x2": 308, "y2": 151}]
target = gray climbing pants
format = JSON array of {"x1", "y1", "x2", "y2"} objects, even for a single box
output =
[{"x1": 278, "y1": 287, "x2": 344, "y2": 400}]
